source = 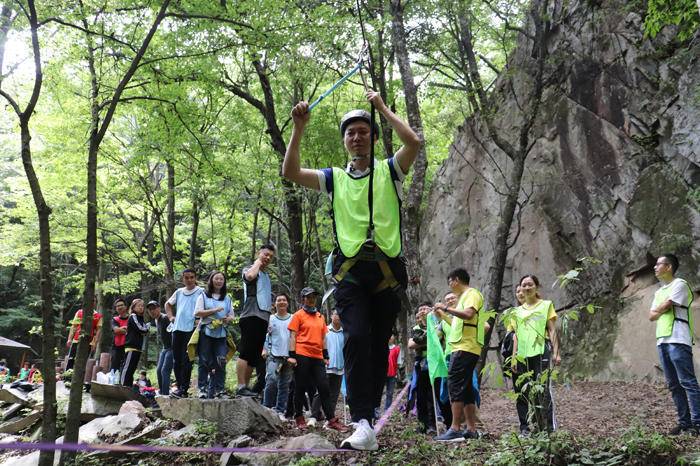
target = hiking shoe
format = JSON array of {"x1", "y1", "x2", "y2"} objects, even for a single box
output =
[
  {"x1": 170, "y1": 389, "x2": 188, "y2": 399},
  {"x1": 325, "y1": 417, "x2": 349, "y2": 433},
  {"x1": 295, "y1": 416, "x2": 308, "y2": 430},
  {"x1": 340, "y1": 419, "x2": 378, "y2": 451},
  {"x1": 236, "y1": 386, "x2": 258, "y2": 397},
  {"x1": 669, "y1": 424, "x2": 692, "y2": 436},
  {"x1": 436, "y1": 428, "x2": 466, "y2": 442},
  {"x1": 464, "y1": 430, "x2": 484, "y2": 440}
]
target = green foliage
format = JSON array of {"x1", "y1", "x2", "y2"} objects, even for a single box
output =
[
  {"x1": 644, "y1": 0, "x2": 700, "y2": 42},
  {"x1": 485, "y1": 426, "x2": 680, "y2": 466}
]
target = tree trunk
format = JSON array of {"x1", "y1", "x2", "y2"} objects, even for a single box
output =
[
  {"x1": 62, "y1": 3, "x2": 171, "y2": 462},
  {"x1": 454, "y1": 0, "x2": 550, "y2": 376},
  {"x1": 164, "y1": 159, "x2": 176, "y2": 284},
  {"x1": 189, "y1": 195, "x2": 200, "y2": 270},
  {"x1": 251, "y1": 204, "x2": 260, "y2": 261},
  {"x1": 5, "y1": 2, "x2": 58, "y2": 454},
  {"x1": 0, "y1": 16, "x2": 56, "y2": 462},
  {"x1": 390, "y1": 0, "x2": 428, "y2": 306}
]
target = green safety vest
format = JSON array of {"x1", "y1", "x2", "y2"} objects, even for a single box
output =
[
  {"x1": 448, "y1": 288, "x2": 485, "y2": 348},
  {"x1": 331, "y1": 161, "x2": 402, "y2": 258},
  {"x1": 654, "y1": 278, "x2": 695, "y2": 343},
  {"x1": 513, "y1": 300, "x2": 553, "y2": 358}
]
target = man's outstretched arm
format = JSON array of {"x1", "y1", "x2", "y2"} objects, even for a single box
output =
[
  {"x1": 282, "y1": 101, "x2": 321, "y2": 190},
  {"x1": 368, "y1": 91, "x2": 422, "y2": 174}
]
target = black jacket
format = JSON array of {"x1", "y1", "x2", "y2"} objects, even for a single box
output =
[{"x1": 124, "y1": 314, "x2": 149, "y2": 351}]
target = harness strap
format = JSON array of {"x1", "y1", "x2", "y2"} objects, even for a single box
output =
[
  {"x1": 333, "y1": 257, "x2": 359, "y2": 284},
  {"x1": 332, "y1": 244, "x2": 401, "y2": 296},
  {"x1": 374, "y1": 260, "x2": 400, "y2": 294}
]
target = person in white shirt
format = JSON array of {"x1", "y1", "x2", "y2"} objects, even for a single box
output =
[
  {"x1": 649, "y1": 253, "x2": 699, "y2": 435},
  {"x1": 165, "y1": 269, "x2": 203, "y2": 398}
]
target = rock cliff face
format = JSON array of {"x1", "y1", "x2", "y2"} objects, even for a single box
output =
[{"x1": 419, "y1": 0, "x2": 699, "y2": 379}]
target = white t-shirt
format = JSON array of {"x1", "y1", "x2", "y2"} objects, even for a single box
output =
[
  {"x1": 167, "y1": 286, "x2": 201, "y2": 305},
  {"x1": 655, "y1": 278, "x2": 693, "y2": 346}
]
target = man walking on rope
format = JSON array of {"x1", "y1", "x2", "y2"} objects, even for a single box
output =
[{"x1": 283, "y1": 90, "x2": 421, "y2": 450}]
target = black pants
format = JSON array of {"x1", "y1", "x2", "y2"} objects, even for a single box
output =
[
  {"x1": 66, "y1": 341, "x2": 78, "y2": 370},
  {"x1": 311, "y1": 373, "x2": 343, "y2": 420},
  {"x1": 435, "y1": 377, "x2": 452, "y2": 427},
  {"x1": 172, "y1": 330, "x2": 194, "y2": 393},
  {"x1": 110, "y1": 345, "x2": 125, "y2": 372},
  {"x1": 252, "y1": 356, "x2": 267, "y2": 394},
  {"x1": 334, "y1": 257, "x2": 407, "y2": 422},
  {"x1": 294, "y1": 355, "x2": 334, "y2": 420},
  {"x1": 415, "y1": 359, "x2": 436, "y2": 430},
  {"x1": 513, "y1": 342, "x2": 554, "y2": 432},
  {"x1": 120, "y1": 350, "x2": 141, "y2": 387}
]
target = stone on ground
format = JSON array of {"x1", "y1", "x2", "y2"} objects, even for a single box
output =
[
  {"x1": 0, "y1": 411, "x2": 41, "y2": 434},
  {"x1": 118, "y1": 400, "x2": 147, "y2": 420},
  {"x1": 156, "y1": 396, "x2": 281, "y2": 437},
  {"x1": 225, "y1": 433, "x2": 335, "y2": 466},
  {"x1": 0, "y1": 389, "x2": 31, "y2": 407}
]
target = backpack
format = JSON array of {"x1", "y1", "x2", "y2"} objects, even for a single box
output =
[{"x1": 500, "y1": 330, "x2": 515, "y2": 372}]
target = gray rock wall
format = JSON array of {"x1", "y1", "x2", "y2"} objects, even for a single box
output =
[{"x1": 419, "y1": 0, "x2": 699, "y2": 379}]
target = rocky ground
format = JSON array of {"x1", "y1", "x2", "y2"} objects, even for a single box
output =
[{"x1": 2, "y1": 380, "x2": 699, "y2": 465}]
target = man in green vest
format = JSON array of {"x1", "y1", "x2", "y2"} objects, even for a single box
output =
[
  {"x1": 283, "y1": 90, "x2": 421, "y2": 450},
  {"x1": 648, "y1": 253, "x2": 699, "y2": 435}
]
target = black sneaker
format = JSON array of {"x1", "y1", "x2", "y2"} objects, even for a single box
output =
[
  {"x1": 669, "y1": 424, "x2": 691, "y2": 435},
  {"x1": 236, "y1": 386, "x2": 258, "y2": 397},
  {"x1": 464, "y1": 430, "x2": 483, "y2": 440},
  {"x1": 172, "y1": 389, "x2": 189, "y2": 398},
  {"x1": 519, "y1": 427, "x2": 531, "y2": 437}
]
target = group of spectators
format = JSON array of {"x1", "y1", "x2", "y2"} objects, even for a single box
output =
[
  {"x1": 0, "y1": 359, "x2": 42, "y2": 386},
  {"x1": 408, "y1": 268, "x2": 561, "y2": 441}
]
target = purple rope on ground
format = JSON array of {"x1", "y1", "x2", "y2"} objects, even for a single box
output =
[
  {"x1": 1, "y1": 383, "x2": 410, "y2": 455},
  {"x1": 0, "y1": 441, "x2": 357, "y2": 455},
  {"x1": 374, "y1": 381, "x2": 409, "y2": 434}
]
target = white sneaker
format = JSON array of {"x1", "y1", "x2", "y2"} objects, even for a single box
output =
[
  {"x1": 340, "y1": 419, "x2": 378, "y2": 451},
  {"x1": 307, "y1": 417, "x2": 317, "y2": 427},
  {"x1": 277, "y1": 412, "x2": 286, "y2": 421}
]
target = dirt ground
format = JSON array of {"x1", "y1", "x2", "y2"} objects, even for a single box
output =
[
  {"x1": 479, "y1": 379, "x2": 677, "y2": 438},
  {"x1": 316, "y1": 379, "x2": 700, "y2": 465}
]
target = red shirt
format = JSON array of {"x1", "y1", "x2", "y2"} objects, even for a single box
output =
[
  {"x1": 112, "y1": 315, "x2": 129, "y2": 347},
  {"x1": 70, "y1": 309, "x2": 102, "y2": 342},
  {"x1": 288, "y1": 310, "x2": 328, "y2": 360},
  {"x1": 387, "y1": 345, "x2": 401, "y2": 377}
]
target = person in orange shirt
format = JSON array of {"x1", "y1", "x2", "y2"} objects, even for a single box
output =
[{"x1": 288, "y1": 287, "x2": 348, "y2": 432}]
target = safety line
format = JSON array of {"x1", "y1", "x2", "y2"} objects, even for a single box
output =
[
  {"x1": 374, "y1": 381, "x2": 410, "y2": 434},
  {"x1": 0, "y1": 381, "x2": 410, "y2": 456}
]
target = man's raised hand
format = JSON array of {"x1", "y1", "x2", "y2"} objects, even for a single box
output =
[{"x1": 291, "y1": 101, "x2": 310, "y2": 126}]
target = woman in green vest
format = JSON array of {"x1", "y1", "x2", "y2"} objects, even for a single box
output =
[{"x1": 510, "y1": 275, "x2": 561, "y2": 435}]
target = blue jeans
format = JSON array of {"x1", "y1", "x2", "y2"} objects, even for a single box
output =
[
  {"x1": 198, "y1": 334, "x2": 228, "y2": 397},
  {"x1": 658, "y1": 343, "x2": 700, "y2": 427},
  {"x1": 263, "y1": 356, "x2": 293, "y2": 413},
  {"x1": 384, "y1": 376, "x2": 396, "y2": 411},
  {"x1": 156, "y1": 348, "x2": 174, "y2": 395}
]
